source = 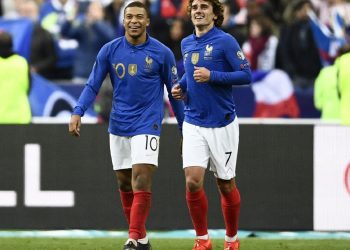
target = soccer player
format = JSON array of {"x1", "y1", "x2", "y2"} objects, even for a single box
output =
[
  {"x1": 68, "y1": 2, "x2": 184, "y2": 250},
  {"x1": 171, "y1": 0, "x2": 252, "y2": 249}
]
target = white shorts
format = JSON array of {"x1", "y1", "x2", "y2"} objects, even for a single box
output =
[
  {"x1": 182, "y1": 119, "x2": 239, "y2": 180},
  {"x1": 109, "y1": 134, "x2": 160, "y2": 170}
]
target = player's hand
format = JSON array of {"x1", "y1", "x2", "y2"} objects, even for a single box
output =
[
  {"x1": 171, "y1": 84, "x2": 185, "y2": 100},
  {"x1": 69, "y1": 115, "x2": 81, "y2": 137},
  {"x1": 193, "y1": 66, "x2": 210, "y2": 83}
]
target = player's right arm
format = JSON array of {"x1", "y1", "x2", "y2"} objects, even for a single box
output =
[
  {"x1": 72, "y1": 45, "x2": 110, "y2": 116},
  {"x1": 68, "y1": 43, "x2": 110, "y2": 137}
]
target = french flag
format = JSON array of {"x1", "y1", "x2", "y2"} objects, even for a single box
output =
[
  {"x1": 252, "y1": 70, "x2": 300, "y2": 118},
  {"x1": 308, "y1": 11, "x2": 346, "y2": 66}
]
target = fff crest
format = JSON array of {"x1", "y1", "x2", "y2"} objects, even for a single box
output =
[
  {"x1": 145, "y1": 56, "x2": 153, "y2": 69},
  {"x1": 204, "y1": 44, "x2": 213, "y2": 57},
  {"x1": 191, "y1": 53, "x2": 199, "y2": 65}
]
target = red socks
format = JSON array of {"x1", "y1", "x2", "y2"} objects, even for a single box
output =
[
  {"x1": 128, "y1": 191, "x2": 151, "y2": 240},
  {"x1": 121, "y1": 188, "x2": 239, "y2": 240},
  {"x1": 119, "y1": 190, "x2": 134, "y2": 224},
  {"x1": 220, "y1": 188, "x2": 241, "y2": 237},
  {"x1": 186, "y1": 189, "x2": 208, "y2": 236}
]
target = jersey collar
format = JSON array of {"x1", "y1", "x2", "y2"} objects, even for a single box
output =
[
  {"x1": 192, "y1": 26, "x2": 218, "y2": 42},
  {"x1": 123, "y1": 33, "x2": 150, "y2": 49}
]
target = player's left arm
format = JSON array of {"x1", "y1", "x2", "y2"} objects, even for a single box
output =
[
  {"x1": 209, "y1": 36, "x2": 252, "y2": 86},
  {"x1": 162, "y1": 48, "x2": 185, "y2": 129}
]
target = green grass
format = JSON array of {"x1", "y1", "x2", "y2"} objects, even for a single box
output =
[{"x1": 0, "y1": 238, "x2": 350, "y2": 250}]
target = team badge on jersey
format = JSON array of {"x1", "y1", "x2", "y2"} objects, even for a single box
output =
[
  {"x1": 145, "y1": 56, "x2": 153, "y2": 71},
  {"x1": 128, "y1": 64, "x2": 137, "y2": 76},
  {"x1": 191, "y1": 52, "x2": 199, "y2": 64},
  {"x1": 113, "y1": 63, "x2": 125, "y2": 79},
  {"x1": 204, "y1": 44, "x2": 213, "y2": 59},
  {"x1": 236, "y1": 50, "x2": 245, "y2": 60}
]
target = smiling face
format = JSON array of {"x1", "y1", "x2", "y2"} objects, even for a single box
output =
[
  {"x1": 123, "y1": 6, "x2": 150, "y2": 45},
  {"x1": 190, "y1": 0, "x2": 217, "y2": 35}
]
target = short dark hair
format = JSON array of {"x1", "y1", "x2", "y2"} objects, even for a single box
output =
[
  {"x1": 187, "y1": 0, "x2": 224, "y2": 27},
  {"x1": 0, "y1": 30, "x2": 13, "y2": 57},
  {"x1": 124, "y1": 1, "x2": 150, "y2": 18}
]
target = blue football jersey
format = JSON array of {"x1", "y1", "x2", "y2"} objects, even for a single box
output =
[
  {"x1": 73, "y1": 35, "x2": 184, "y2": 136},
  {"x1": 180, "y1": 27, "x2": 251, "y2": 127}
]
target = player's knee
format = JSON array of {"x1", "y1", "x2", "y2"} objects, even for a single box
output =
[
  {"x1": 118, "y1": 181, "x2": 132, "y2": 192},
  {"x1": 133, "y1": 174, "x2": 152, "y2": 191},
  {"x1": 115, "y1": 170, "x2": 132, "y2": 191},
  {"x1": 186, "y1": 177, "x2": 203, "y2": 192},
  {"x1": 218, "y1": 184, "x2": 234, "y2": 194},
  {"x1": 217, "y1": 179, "x2": 235, "y2": 194}
]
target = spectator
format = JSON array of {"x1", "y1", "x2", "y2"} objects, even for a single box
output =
[
  {"x1": 314, "y1": 44, "x2": 350, "y2": 124},
  {"x1": 61, "y1": 0, "x2": 114, "y2": 84},
  {"x1": 1, "y1": 0, "x2": 19, "y2": 18},
  {"x1": 167, "y1": 17, "x2": 191, "y2": 76},
  {"x1": 335, "y1": 45, "x2": 350, "y2": 125},
  {"x1": 266, "y1": 0, "x2": 290, "y2": 24},
  {"x1": 221, "y1": 0, "x2": 247, "y2": 28},
  {"x1": 242, "y1": 14, "x2": 278, "y2": 71},
  {"x1": 17, "y1": 0, "x2": 57, "y2": 79},
  {"x1": 104, "y1": 0, "x2": 124, "y2": 36},
  {"x1": 314, "y1": 61, "x2": 340, "y2": 121},
  {"x1": 0, "y1": 30, "x2": 31, "y2": 124},
  {"x1": 276, "y1": 0, "x2": 322, "y2": 91},
  {"x1": 221, "y1": 0, "x2": 247, "y2": 46},
  {"x1": 39, "y1": 0, "x2": 79, "y2": 80},
  {"x1": 246, "y1": 0, "x2": 267, "y2": 20},
  {"x1": 160, "y1": 0, "x2": 189, "y2": 19},
  {"x1": 326, "y1": 0, "x2": 350, "y2": 43},
  {"x1": 150, "y1": 0, "x2": 191, "y2": 45}
]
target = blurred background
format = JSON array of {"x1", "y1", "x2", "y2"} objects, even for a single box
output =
[
  {"x1": 0, "y1": 0, "x2": 350, "y2": 123},
  {"x1": 0, "y1": 0, "x2": 350, "y2": 234}
]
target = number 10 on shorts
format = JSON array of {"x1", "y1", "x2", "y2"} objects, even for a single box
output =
[{"x1": 145, "y1": 135, "x2": 158, "y2": 151}]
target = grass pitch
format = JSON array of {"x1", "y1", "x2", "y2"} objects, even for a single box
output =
[{"x1": 0, "y1": 238, "x2": 350, "y2": 250}]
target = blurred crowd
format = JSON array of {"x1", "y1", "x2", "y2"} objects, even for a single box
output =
[{"x1": 0, "y1": 0, "x2": 350, "y2": 123}]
